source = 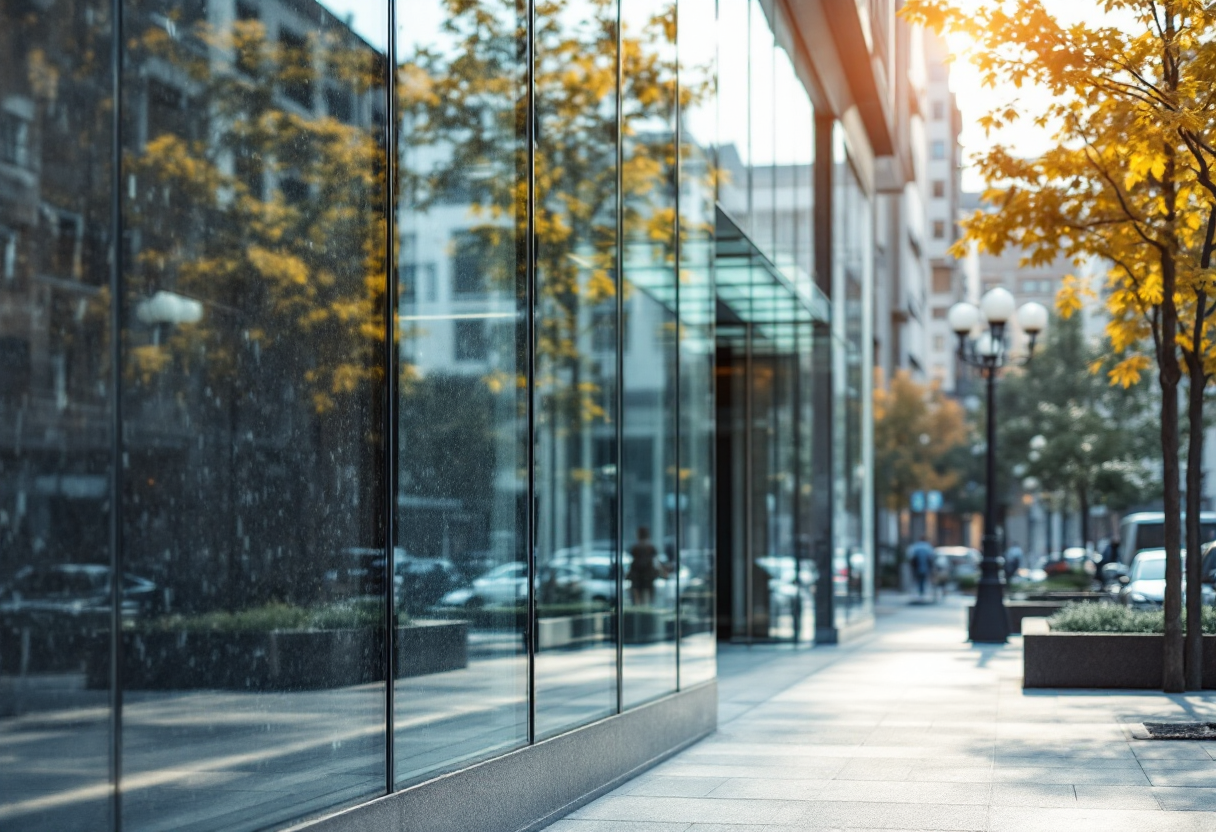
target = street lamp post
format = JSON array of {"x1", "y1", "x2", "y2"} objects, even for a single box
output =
[{"x1": 948, "y1": 289, "x2": 1048, "y2": 643}]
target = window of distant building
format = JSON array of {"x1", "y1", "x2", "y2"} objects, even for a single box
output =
[
  {"x1": 451, "y1": 230, "x2": 493, "y2": 294},
  {"x1": 932, "y1": 100, "x2": 945, "y2": 120},
  {"x1": 280, "y1": 28, "x2": 313, "y2": 109},
  {"x1": 454, "y1": 319, "x2": 488, "y2": 361},
  {"x1": 0, "y1": 112, "x2": 30, "y2": 167},
  {"x1": 932, "y1": 220, "x2": 946, "y2": 239},
  {"x1": 932, "y1": 306, "x2": 948, "y2": 319},
  {"x1": 931, "y1": 179, "x2": 945, "y2": 199},
  {"x1": 931, "y1": 140, "x2": 946, "y2": 160},
  {"x1": 933, "y1": 334, "x2": 946, "y2": 351},
  {"x1": 931, "y1": 266, "x2": 952, "y2": 293}
]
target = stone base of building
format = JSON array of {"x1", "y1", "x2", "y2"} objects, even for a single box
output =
[{"x1": 297, "y1": 680, "x2": 718, "y2": 832}]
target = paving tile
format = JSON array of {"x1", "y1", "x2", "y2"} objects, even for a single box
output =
[
  {"x1": 904, "y1": 765, "x2": 993, "y2": 783},
  {"x1": 815, "y1": 780, "x2": 990, "y2": 805},
  {"x1": 1131, "y1": 743, "x2": 1216, "y2": 761},
  {"x1": 705, "y1": 778, "x2": 825, "y2": 801},
  {"x1": 792, "y1": 800, "x2": 988, "y2": 830},
  {"x1": 545, "y1": 822, "x2": 692, "y2": 832},
  {"x1": 1152, "y1": 787, "x2": 1216, "y2": 811},
  {"x1": 620, "y1": 776, "x2": 729, "y2": 798},
  {"x1": 988, "y1": 807, "x2": 1216, "y2": 832},
  {"x1": 569, "y1": 796, "x2": 808, "y2": 825},
  {"x1": 1073, "y1": 785, "x2": 1161, "y2": 810},
  {"x1": 1144, "y1": 767, "x2": 1216, "y2": 787},
  {"x1": 990, "y1": 783, "x2": 1076, "y2": 808},
  {"x1": 993, "y1": 766, "x2": 1151, "y2": 785}
]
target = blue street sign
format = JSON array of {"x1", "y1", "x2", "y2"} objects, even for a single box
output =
[
  {"x1": 927, "y1": 490, "x2": 943, "y2": 511},
  {"x1": 910, "y1": 491, "x2": 926, "y2": 512}
]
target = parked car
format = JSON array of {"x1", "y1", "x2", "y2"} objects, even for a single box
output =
[
  {"x1": 0, "y1": 563, "x2": 162, "y2": 620},
  {"x1": 1044, "y1": 546, "x2": 1095, "y2": 577},
  {"x1": 933, "y1": 546, "x2": 981, "y2": 581},
  {"x1": 323, "y1": 547, "x2": 461, "y2": 610},
  {"x1": 1116, "y1": 549, "x2": 1216, "y2": 610},
  {"x1": 1119, "y1": 512, "x2": 1216, "y2": 566}
]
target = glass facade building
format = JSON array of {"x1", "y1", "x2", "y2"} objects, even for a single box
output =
[{"x1": 0, "y1": 0, "x2": 879, "y2": 828}]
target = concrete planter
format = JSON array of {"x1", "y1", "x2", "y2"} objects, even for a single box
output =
[
  {"x1": 87, "y1": 620, "x2": 468, "y2": 690},
  {"x1": 536, "y1": 612, "x2": 612, "y2": 651},
  {"x1": 622, "y1": 609, "x2": 676, "y2": 644},
  {"x1": 968, "y1": 601, "x2": 1071, "y2": 634},
  {"x1": 1022, "y1": 618, "x2": 1216, "y2": 689}
]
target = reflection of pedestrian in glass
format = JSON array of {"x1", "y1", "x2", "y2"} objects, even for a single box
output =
[
  {"x1": 627, "y1": 526, "x2": 662, "y2": 607},
  {"x1": 907, "y1": 537, "x2": 934, "y2": 599}
]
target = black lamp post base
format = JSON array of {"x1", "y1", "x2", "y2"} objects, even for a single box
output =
[{"x1": 969, "y1": 578, "x2": 1009, "y2": 643}]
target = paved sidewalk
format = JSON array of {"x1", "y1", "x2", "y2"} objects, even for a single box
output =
[{"x1": 547, "y1": 597, "x2": 1216, "y2": 831}]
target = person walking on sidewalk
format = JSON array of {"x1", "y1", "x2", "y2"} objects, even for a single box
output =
[{"x1": 907, "y1": 537, "x2": 935, "y2": 599}]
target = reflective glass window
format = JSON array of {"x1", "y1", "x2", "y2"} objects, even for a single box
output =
[
  {"x1": 772, "y1": 29, "x2": 797, "y2": 280},
  {"x1": 620, "y1": 0, "x2": 679, "y2": 707},
  {"x1": 747, "y1": 0, "x2": 775, "y2": 261},
  {"x1": 533, "y1": 0, "x2": 621, "y2": 737},
  {"x1": 0, "y1": 1, "x2": 115, "y2": 827},
  {"x1": 716, "y1": 0, "x2": 749, "y2": 232},
  {"x1": 394, "y1": 0, "x2": 529, "y2": 783},
  {"x1": 831, "y1": 126, "x2": 873, "y2": 627},
  {"x1": 119, "y1": 2, "x2": 388, "y2": 828},
  {"x1": 676, "y1": 0, "x2": 717, "y2": 685}
]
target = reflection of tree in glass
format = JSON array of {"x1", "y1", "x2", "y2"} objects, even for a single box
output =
[
  {"x1": 121, "y1": 7, "x2": 387, "y2": 609},
  {"x1": 396, "y1": 0, "x2": 710, "y2": 415},
  {"x1": 124, "y1": 15, "x2": 386, "y2": 408}
]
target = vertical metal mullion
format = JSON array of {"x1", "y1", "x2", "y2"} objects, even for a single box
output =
[
  {"x1": 525, "y1": 0, "x2": 538, "y2": 746},
  {"x1": 672, "y1": 2, "x2": 682, "y2": 690},
  {"x1": 383, "y1": 0, "x2": 399, "y2": 794},
  {"x1": 613, "y1": 0, "x2": 625, "y2": 716},
  {"x1": 787, "y1": 318, "x2": 797, "y2": 642},
  {"x1": 743, "y1": 320, "x2": 753, "y2": 644},
  {"x1": 108, "y1": 0, "x2": 124, "y2": 825}
]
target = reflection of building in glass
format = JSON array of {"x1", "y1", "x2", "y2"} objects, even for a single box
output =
[{"x1": 2, "y1": 0, "x2": 931, "y2": 829}]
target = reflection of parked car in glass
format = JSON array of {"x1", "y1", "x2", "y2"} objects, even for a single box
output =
[
  {"x1": 323, "y1": 547, "x2": 461, "y2": 610},
  {"x1": 438, "y1": 562, "x2": 529, "y2": 609},
  {"x1": 0, "y1": 564, "x2": 162, "y2": 620}
]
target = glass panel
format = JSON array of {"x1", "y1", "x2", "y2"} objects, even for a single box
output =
[
  {"x1": 831, "y1": 127, "x2": 872, "y2": 627},
  {"x1": 676, "y1": 0, "x2": 716, "y2": 686},
  {"x1": 119, "y1": 2, "x2": 387, "y2": 829},
  {"x1": 533, "y1": 0, "x2": 620, "y2": 737},
  {"x1": 747, "y1": 0, "x2": 775, "y2": 261},
  {"x1": 793, "y1": 88, "x2": 814, "y2": 297},
  {"x1": 716, "y1": 0, "x2": 749, "y2": 232},
  {"x1": 772, "y1": 31, "x2": 797, "y2": 281},
  {"x1": 620, "y1": 0, "x2": 678, "y2": 708},
  {"x1": 0, "y1": 1, "x2": 115, "y2": 828},
  {"x1": 394, "y1": 0, "x2": 529, "y2": 783}
]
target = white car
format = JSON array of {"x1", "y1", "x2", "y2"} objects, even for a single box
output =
[
  {"x1": 1118, "y1": 549, "x2": 1216, "y2": 610},
  {"x1": 438, "y1": 562, "x2": 528, "y2": 608}
]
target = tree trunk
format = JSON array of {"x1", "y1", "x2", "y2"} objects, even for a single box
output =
[
  {"x1": 1185, "y1": 368, "x2": 1205, "y2": 690},
  {"x1": 1160, "y1": 254, "x2": 1185, "y2": 694}
]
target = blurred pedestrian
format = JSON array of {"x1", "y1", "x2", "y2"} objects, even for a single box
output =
[
  {"x1": 627, "y1": 526, "x2": 663, "y2": 607},
  {"x1": 907, "y1": 537, "x2": 935, "y2": 598},
  {"x1": 1099, "y1": 535, "x2": 1121, "y2": 574},
  {"x1": 1004, "y1": 544, "x2": 1023, "y2": 582}
]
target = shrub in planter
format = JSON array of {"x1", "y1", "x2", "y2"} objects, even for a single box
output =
[{"x1": 1047, "y1": 603, "x2": 1216, "y2": 634}]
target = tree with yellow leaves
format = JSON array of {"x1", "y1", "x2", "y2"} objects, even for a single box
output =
[
  {"x1": 903, "y1": 0, "x2": 1216, "y2": 690},
  {"x1": 873, "y1": 370, "x2": 969, "y2": 543}
]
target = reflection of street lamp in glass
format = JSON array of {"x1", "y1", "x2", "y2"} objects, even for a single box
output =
[{"x1": 949, "y1": 289, "x2": 1048, "y2": 643}]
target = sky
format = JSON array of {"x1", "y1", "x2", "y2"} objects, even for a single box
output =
[{"x1": 945, "y1": 0, "x2": 1137, "y2": 192}]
